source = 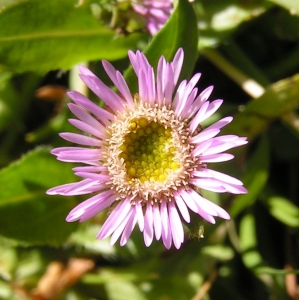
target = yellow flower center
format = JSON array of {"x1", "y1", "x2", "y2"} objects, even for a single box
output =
[
  {"x1": 104, "y1": 103, "x2": 198, "y2": 202},
  {"x1": 119, "y1": 118, "x2": 180, "y2": 184}
]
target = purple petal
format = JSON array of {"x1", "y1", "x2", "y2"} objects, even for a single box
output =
[
  {"x1": 59, "y1": 132, "x2": 101, "y2": 147},
  {"x1": 190, "y1": 178, "x2": 227, "y2": 193},
  {"x1": 186, "y1": 86, "x2": 214, "y2": 119},
  {"x1": 68, "y1": 119, "x2": 105, "y2": 139},
  {"x1": 98, "y1": 199, "x2": 132, "y2": 239},
  {"x1": 120, "y1": 213, "x2": 137, "y2": 246},
  {"x1": 73, "y1": 193, "x2": 117, "y2": 222},
  {"x1": 153, "y1": 203, "x2": 162, "y2": 240},
  {"x1": 79, "y1": 73, "x2": 124, "y2": 113},
  {"x1": 135, "y1": 202, "x2": 145, "y2": 231},
  {"x1": 67, "y1": 91, "x2": 114, "y2": 124},
  {"x1": 66, "y1": 190, "x2": 116, "y2": 221},
  {"x1": 207, "y1": 201, "x2": 230, "y2": 220},
  {"x1": 55, "y1": 148, "x2": 102, "y2": 163},
  {"x1": 161, "y1": 201, "x2": 172, "y2": 249},
  {"x1": 175, "y1": 194, "x2": 190, "y2": 223},
  {"x1": 178, "y1": 189, "x2": 199, "y2": 213},
  {"x1": 74, "y1": 172, "x2": 110, "y2": 182},
  {"x1": 190, "y1": 128, "x2": 220, "y2": 144},
  {"x1": 110, "y1": 208, "x2": 134, "y2": 246},
  {"x1": 102, "y1": 60, "x2": 135, "y2": 108},
  {"x1": 46, "y1": 179, "x2": 106, "y2": 196},
  {"x1": 174, "y1": 73, "x2": 201, "y2": 117},
  {"x1": 116, "y1": 72, "x2": 135, "y2": 107},
  {"x1": 192, "y1": 169, "x2": 243, "y2": 186},
  {"x1": 143, "y1": 202, "x2": 154, "y2": 247},
  {"x1": 72, "y1": 166, "x2": 107, "y2": 173},
  {"x1": 168, "y1": 201, "x2": 184, "y2": 249},
  {"x1": 187, "y1": 189, "x2": 218, "y2": 216},
  {"x1": 199, "y1": 153, "x2": 234, "y2": 163},
  {"x1": 172, "y1": 48, "x2": 184, "y2": 84},
  {"x1": 68, "y1": 103, "x2": 106, "y2": 132},
  {"x1": 192, "y1": 139, "x2": 213, "y2": 156}
]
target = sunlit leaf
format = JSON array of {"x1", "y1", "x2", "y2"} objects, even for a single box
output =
[
  {"x1": 268, "y1": 196, "x2": 299, "y2": 227},
  {"x1": 0, "y1": 0, "x2": 144, "y2": 72},
  {"x1": 267, "y1": 0, "x2": 299, "y2": 15},
  {"x1": 196, "y1": 0, "x2": 270, "y2": 50},
  {"x1": 201, "y1": 245, "x2": 234, "y2": 261},
  {"x1": 224, "y1": 73, "x2": 299, "y2": 141}
]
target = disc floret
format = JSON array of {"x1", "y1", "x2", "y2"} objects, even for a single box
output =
[
  {"x1": 104, "y1": 103, "x2": 198, "y2": 202},
  {"x1": 121, "y1": 119, "x2": 179, "y2": 182}
]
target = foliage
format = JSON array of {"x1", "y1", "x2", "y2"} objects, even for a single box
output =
[{"x1": 0, "y1": 0, "x2": 299, "y2": 299}]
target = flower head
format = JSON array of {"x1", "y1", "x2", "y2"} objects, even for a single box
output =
[
  {"x1": 47, "y1": 48, "x2": 247, "y2": 249},
  {"x1": 131, "y1": 0, "x2": 172, "y2": 35}
]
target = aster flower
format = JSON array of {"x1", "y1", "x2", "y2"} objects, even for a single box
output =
[
  {"x1": 131, "y1": 0, "x2": 172, "y2": 35},
  {"x1": 47, "y1": 48, "x2": 247, "y2": 249}
]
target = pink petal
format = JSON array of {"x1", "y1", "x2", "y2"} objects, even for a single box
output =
[
  {"x1": 135, "y1": 202, "x2": 145, "y2": 231},
  {"x1": 192, "y1": 169, "x2": 243, "y2": 186},
  {"x1": 161, "y1": 201, "x2": 172, "y2": 249},
  {"x1": 153, "y1": 203, "x2": 162, "y2": 240},
  {"x1": 110, "y1": 208, "x2": 134, "y2": 246},
  {"x1": 143, "y1": 202, "x2": 154, "y2": 247},
  {"x1": 68, "y1": 119, "x2": 105, "y2": 139},
  {"x1": 74, "y1": 172, "x2": 110, "y2": 182},
  {"x1": 68, "y1": 103, "x2": 106, "y2": 132},
  {"x1": 172, "y1": 48, "x2": 184, "y2": 84},
  {"x1": 168, "y1": 202, "x2": 184, "y2": 249},
  {"x1": 98, "y1": 199, "x2": 132, "y2": 239},
  {"x1": 67, "y1": 91, "x2": 114, "y2": 124},
  {"x1": 120, "y1": 213, "x2": 137, "y2": 246},
  {"x1": 175, "y1": 195, "x2": 190, "y2": 223},
  {"x1": 199, "y1": 153, "x2": 234, "y2": 163},
  {"x1": 59, "y1": 132, "x2": 101, "y2": 147}
]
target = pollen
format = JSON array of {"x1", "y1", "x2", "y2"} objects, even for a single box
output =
[
  {"x1": 104, "y1": 102, "x2": 198, "y2": 202},
  {"x1": 120, "y1": 120, "x2": 179, "y2": 183}
]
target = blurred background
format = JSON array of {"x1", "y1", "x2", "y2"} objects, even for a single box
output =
[{"x1": 0, "y1": 0, "x2": 299, "y2": 299}]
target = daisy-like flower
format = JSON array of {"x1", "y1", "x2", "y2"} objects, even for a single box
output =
[
  {"x1": 131, "y1": 0, "x2": 172, "y2": 35},
  {"x1": 47, "y1": 48, "x2": 247, "y2": 249}
]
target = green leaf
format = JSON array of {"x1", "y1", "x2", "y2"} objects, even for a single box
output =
[
  {"x1": 0, "y1": 72, "x2": 18, "y2": 133},
  {"x1": 239, "y1": 214, "x2": 263, "y2": 269},
  {"x1": 0, "y1": 0, "x2": 144, "y2": 72},
  {"x1": 144, "y1": 0, "x2": 198, "y2": 80},
  {"x1": 268, "y1": 196, "x2": 299, "y2": 227},
  {"x1": 0, "y1": 147, "x2": 78, "y2": 245},
  {"x1": 255, "y1": 266, "x2": 299, "y2": 275},
  {"x1": 105, "y1": 278, "x2": 147, "y2": 300},
  {"x1": 124, "y1": 0, "x2": 198, "y2": 92},
  {"x1": 224, "y1": 73, "x2": 299, "y2": 141},
  {"x1": 230, "y1": 135, "x2": 269, "y2": 217},
  {"x1": 201, "y1": 245, "x2": 234, "y2": 261},
  {"x1": 196, "y1": 0, "x2": 270, "y2": 50}
]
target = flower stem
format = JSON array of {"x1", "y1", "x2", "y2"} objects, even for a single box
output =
[{"x1": 202, "y1": 48, "x2": 265, "y2": 99}]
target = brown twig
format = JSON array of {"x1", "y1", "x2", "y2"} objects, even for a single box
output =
[
  {"x1": 31, "y1": 258, "x2": 95, "y2": 300},
  {"x1": 191, "y1": 268, "x2": 219, "y2": 300},
  {"x1": 285, "y1": 265, "x2": 299, "y2": 299}
]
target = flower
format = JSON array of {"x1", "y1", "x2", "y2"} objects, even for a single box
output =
[
  {"x1": 131, "y1": 0, "x2": 172, "y2": 35},
  {"x1": 47, "y1": 48, "x2": 247, "y2": 249}
]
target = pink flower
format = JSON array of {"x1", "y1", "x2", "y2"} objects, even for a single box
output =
[
  {"x1": 132, "y1": 0, "x2": 173, "y2": 35},
  {"x1": 47, "y1": 48, "x2": 247, "y2": 249}
]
